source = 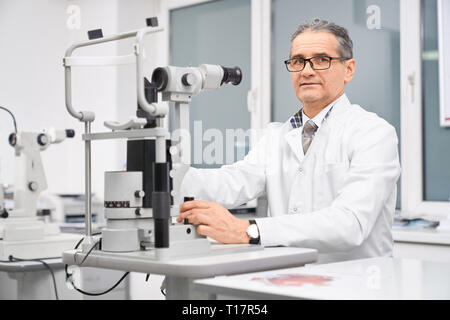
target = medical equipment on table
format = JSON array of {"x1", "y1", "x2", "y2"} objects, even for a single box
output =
[
  {"x1": 63, "y1": 18, "x2": 250, "y2": 261},
  {"x1": 0, "y1": 127, "x2": 81, "y2": 260}
]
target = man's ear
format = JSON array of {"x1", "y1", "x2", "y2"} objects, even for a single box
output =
[{"x1": 344, "y1": 58, "x2": 356, "y2": 83}]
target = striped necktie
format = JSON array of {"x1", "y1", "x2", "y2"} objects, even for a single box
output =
[{"x1": 302, "y1": 120, "x2": 318, "y2": 154}]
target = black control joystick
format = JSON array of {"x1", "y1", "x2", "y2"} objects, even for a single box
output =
[{"x1": 183, "y1": 196, "x2": 195, "y2": 225}]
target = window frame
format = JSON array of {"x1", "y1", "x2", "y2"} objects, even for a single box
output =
[
  {"x1": 159, "y1": 0, "x2": 271, "y2": 144},
  {"x1": 400, "y1": 0, "x2": 450, "y2": 220}
]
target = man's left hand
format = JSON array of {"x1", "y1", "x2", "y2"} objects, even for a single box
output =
[{"x1": 176, "y1": 200, "x2": 250, "y2": 244}]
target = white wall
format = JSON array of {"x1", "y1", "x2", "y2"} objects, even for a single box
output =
[
  {"x1": 0, "y1": 0, "x2": 167, "y2": 300},
  {"x1": 0, "y1": 0, "x2": 145, "y2": 196},
  {"x1": 115, "y1": 0, "x2": 166, "y2": 126}
]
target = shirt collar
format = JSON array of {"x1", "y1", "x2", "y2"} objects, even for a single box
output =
[
  {"x1": 290, "y1": 93, "x2": 346, "y2": 129},
  {"x1": 302, "y1": 103, "x2": 333, "y2": 129}
]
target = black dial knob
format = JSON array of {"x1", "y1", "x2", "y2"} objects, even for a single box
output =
[
  {"x1": 1, "y1": 210, "x2": 8, "y2": 219},
  {"x1": 65, "y1": 129, "x2": 75, "y2": 138},
  {"x1": 8, "y1": 133, "x2": 17, "y2": 147},
  {"x1": 28, "y1": 181, "x2": 38, "y2": 191},
  {"x1": 37, "y1": 133, "x2": 48, "y2": 146},
  {"x1": 181, "y1": 73, "x2": 195, "y2": 86},
  {"x1": 135, "y1": 190, "x2": 145, "y2": 198}
]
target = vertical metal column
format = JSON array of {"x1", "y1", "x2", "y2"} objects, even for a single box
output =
[
  {"x1": 83, "y1": 121, "x2": 94, "y2": 251},
  {"x1": 171, "y1": 102, "x2": 192, "y2": 209},
  {"x1": 174, "y1": 102, "x2": 191, "y2": 164}
]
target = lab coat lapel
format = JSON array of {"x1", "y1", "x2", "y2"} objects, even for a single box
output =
[
  {"x1": 284, "y1": 94, "x2": 350, "y2": 164},
  {"x1": 293, "y1": 94, "x2": 350, "y2": 163},
  {"x1": 284, "y1": 128, "x2": 304, "y2": 163}
]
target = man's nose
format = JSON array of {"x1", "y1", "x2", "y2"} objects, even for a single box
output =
[{"x1": 301, "y1": 61, "x2": 316, "y2": 76}]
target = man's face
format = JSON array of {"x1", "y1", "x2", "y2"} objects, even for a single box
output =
[{"x1": 289, "y1": 31, "x2": 355, "y2": 108}]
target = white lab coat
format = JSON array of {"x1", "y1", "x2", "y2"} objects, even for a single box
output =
[{"x1": 180, "y1": 94, "x2": 401, "y2": 263}]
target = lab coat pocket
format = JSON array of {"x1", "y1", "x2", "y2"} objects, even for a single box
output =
[{"x1": 314, "y1": 162, "x2": 349, "y2": 208}]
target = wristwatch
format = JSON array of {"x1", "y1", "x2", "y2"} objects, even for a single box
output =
[{"x1": 246, "y1": 220, "x2": 260, "y2": 245}]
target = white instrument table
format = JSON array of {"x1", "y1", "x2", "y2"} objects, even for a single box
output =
[
  {"x1": 0, "y1": 258, "x2": 63, "y2": 272},
  {"x1": 0, "y1": 258, "x2": 81, "y2": 300},
  {"x1": 393, "y1": 228, "x2": 450, "y2": 245},
  {"x1": 194, "y1": 257, "x2": 450, "y2": 300},
  {"x1": 63, "y1": 245, "x2": 318, "y2": 299}
]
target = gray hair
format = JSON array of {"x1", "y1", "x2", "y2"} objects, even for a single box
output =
[{"x1": 291, "y1": 19, "x2": 353, "y2": 58}]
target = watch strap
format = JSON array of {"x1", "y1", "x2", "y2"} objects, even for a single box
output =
[{"x1": 248, "y1": 219, "x2": 260, "y2": 245}]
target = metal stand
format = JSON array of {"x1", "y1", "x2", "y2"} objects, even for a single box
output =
[{"x1": 82, "y1": 121, "x2": 95, "y2": 252}]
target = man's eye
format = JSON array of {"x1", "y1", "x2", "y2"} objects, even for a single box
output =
[
  {"x1": 292, "y1": 58, "x2": 303, "y2": 65},
  {"x1": 319, "y1": 57, "x2": 329, "y2": 62}
]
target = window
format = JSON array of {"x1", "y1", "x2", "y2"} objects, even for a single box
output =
[
  {"x1": 422, "y1": 0, "x2": 450, "y2": 202},
  {"x1": 401, "y1": 0, "x2": 450, "y2": 220},
  {"x1": 169, "y1": 0, "x2": 251, "y2": 168}
]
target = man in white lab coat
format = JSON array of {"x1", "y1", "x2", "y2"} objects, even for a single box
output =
[{"x1": 177, "y1": 19, "x2": 401, "y2": 263}]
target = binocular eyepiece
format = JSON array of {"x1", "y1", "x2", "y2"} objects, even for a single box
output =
[
  {"x1": 152, "y1": 67, "x2": 169, "y2": 91},
  {"x1": 151, "y1": 65, "x2": 242, "y2": 93},
  {"x1": 220, "y1": 66, "x2": 242, "y2": 86}
]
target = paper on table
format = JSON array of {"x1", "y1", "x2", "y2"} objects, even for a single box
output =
[{"x1": 251, "y1": 273, "x2": 334, "y2": 287}]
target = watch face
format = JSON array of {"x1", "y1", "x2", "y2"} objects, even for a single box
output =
[{"x1": 247, "y1": 224, "x2": 259, "y2": 238}]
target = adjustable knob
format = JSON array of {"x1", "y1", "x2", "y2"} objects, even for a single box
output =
[
  {"x1": 181, "y1": 73, "x2": 196, "y2": 86},
  {"x1": 65, "y1": 129, "x2": 75, "y2": 138},
  {"x1": 1, "y1": 210, "x2": 8, "y2": 219},
  {"x1": 28, "y1": 181, "x2": 38, "y2": 191},
  {"x1": 135, "y1": 190, "x2": 145, "y2": 198},
  {"x1": 8, "y1": 133, "x2": 16, "y2": 146},
  {"x1": 37, "y1": 209, "x2": 51, "y2": 217},
  {"x1": 37, "y1": 133, "x2": 49, "y2": 146}
]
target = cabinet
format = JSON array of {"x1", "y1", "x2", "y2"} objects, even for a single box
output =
[{"x1": 393, "y1": 228, "x2": 450, "y2": 263}]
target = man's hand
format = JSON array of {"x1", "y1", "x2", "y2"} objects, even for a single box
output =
[{"x1": 176, "y1": 200, "x2": 250, "y2": 244}]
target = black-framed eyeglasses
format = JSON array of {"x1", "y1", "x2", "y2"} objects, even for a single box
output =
[{"x1": 284, "y1": 56, "x2": 350, "y2": 72}]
